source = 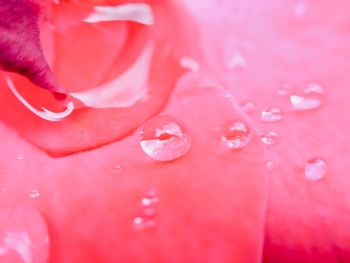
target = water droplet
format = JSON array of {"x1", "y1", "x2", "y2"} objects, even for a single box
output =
[
  {"x1": 260, "y1": 107, "x2": 283, "y2": 123},
  {"x1": 241, "y1": 102, "x2": 256, "y2": 114},
  {"x1": 140, "y1": 190, "x2": 159, "y2": 206},
  {"x1": 221, "y1": 121, "x2": 252, "y2": 149},
  {"x1": 112, "y1": 165, "x2": 122, "y2": 174},
  {"x1": 133, "y1": 216, "x2": 156, "y2": 231},
  {"x1": 140, "y1": 115, "x2": 191, "y2": 161},
  {"x1": 180, "y1": 57, "x2": 200, "y2": 72},
  {"x1": 16, "y1": 154, "x2": 24, "y2": 160},
  {"x1": 304, "y1": 83, "x2": 324, "y2": 94},
  {"x1": 29, "y1": 190, "x2": 40, "y2": 199},
  {"x1": 228, "y1": 51, "x2": 246, "y2": 69},
  {"x1": 304, "y1": 158, "x2": 328, "y2": 181},
  {"x1": 290, "y1": 83, "x2": 324, "y2": 111},
  {"x1": 290, "y1": 95, "x2": 322, "y2": 110},
  {"x1": 266, "y1": 161, "x2": 274, "y2": 170},
  {"x1": 261, "y1": 131, "x2": 279, "y2": 145}
]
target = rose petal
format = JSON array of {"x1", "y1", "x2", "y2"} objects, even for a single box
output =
[{"x1": 0, "y1": 74, "x2": 268, "y2": 262}]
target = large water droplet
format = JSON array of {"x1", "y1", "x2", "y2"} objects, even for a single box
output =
[
  {"x1": 290, "y1": 95, "x2": 322, "y2": 110},
  {"x1": 304, "y1": 158, "x2": 328, "y2": 181},
  {"x1": 240, "y1": 101, "x2": 256, "y2": 114},
  {"x1": 140, "y1": 115, "x2": 191, "y2": 161},
  {"x1": 290, "y1": 83, "x2": 324, "y2": 111},
  {"x1": 260, "y1": 107, "x2": 283, "y2": 123},
  {"x1": 261, "y1": 131, "x2": 279, "y2": 145},
  {"x1": 222, "y1": 120, "x2": 252, "y2": 149}
]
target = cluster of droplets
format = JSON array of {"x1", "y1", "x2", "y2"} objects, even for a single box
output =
[
  {"x1": 132, "y1": 190, "x2": 159, "y2": 231},
  {"x1": 238, "y1": 81, "x2": 327, "y2": 179},
  {"x1": 140, "y1": 79, "x2": 327, "y2": 179}
]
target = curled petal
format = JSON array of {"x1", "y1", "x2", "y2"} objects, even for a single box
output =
[
  {"x1": 5, "y1": 76, "x2": 74, "y2": 122},
  {"x1": 69, "y1": 42, "x2": 154, "y2": 108}
]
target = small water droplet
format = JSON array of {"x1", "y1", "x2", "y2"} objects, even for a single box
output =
[
  {"x1": 112, "y1": 165, "x2": 122, "y2": 174},
  {"x1": 261, "y1": 131, "x2": 279, "y2": 145},
  {"x1": 180, "y1": 57, "x2": 200, "y2": 72},
  {"x1": 266, "y1": 161, "x2": 274, "y2": 170},
  {"x1": 140, "y1": 115, "x2": 191, "y2": 161},
  {"x1": 241, "y1": 102, "x2": 256, "y2": 114},
  {"x1": 140, "y1": 190, "x2": 159, "y2": 206},
  {"x1": 133, "y1": 190, "x2": 159, "y2": 231},
  {"x1": 304, "y1": 158, "x2": 328, "y2": 181},
  {"x1": 222, "y1": 121, "x2": 252, "y2": 149},
  {"x1": 16, "y1": 154, "x2": 24, "y2": 160},
  {"x1": 133, "y1": 216, "x2": 156, "y2": 231},
  {"x1": 304, "y1": 83, "x2": 324, "y2": 94},
  {"x1": 260, "y1": 107, "x2": 283, "y2": 123},
  {"x1": 228, "y1": 51, "x2": 246, "y2": 69},
  {"x1": 29, "y1": 190, "x2": 40, "y2": 199}
]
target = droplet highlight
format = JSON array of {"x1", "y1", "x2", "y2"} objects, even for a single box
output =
[
  {"x1": 304, "y1": 158, "x2": 328, "y2": 181},
  {"x1": 260, "y1": 107, "x2": 283, "y2": 123},
  {"x1": 221, "y1": 120, "x2": 252, "y2": 149},
  {"x1": 140, "y1": 115, "x2": 191, "y2": 161},
  {"x1": 261, "y1": 131, "x2": 279, "y2": 145}
]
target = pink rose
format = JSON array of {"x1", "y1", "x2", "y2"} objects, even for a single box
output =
[{"x1": 0, "y1": 0, "x2": 349, "y2": 262}]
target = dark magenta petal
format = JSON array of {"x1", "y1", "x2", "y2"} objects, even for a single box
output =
[{"x1": 0, "y1": 0, "x2": 66, "y2": 96}]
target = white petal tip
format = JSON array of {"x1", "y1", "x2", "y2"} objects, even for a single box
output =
[{"x1": 83, "y1": 3, "x2": 154, "y2": 25}]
